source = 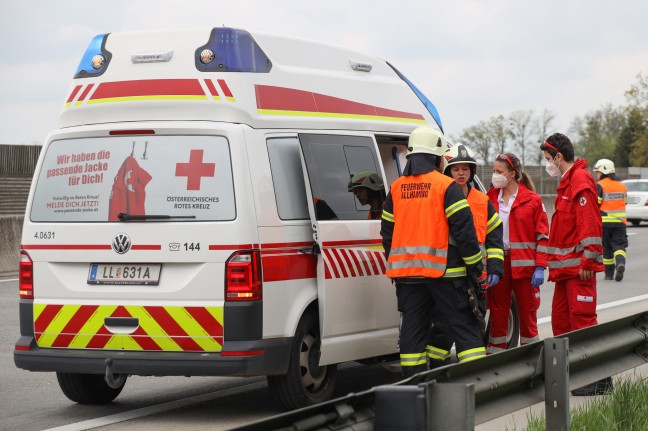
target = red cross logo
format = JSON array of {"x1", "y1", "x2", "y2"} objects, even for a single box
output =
[{"x1": 175, "y1": 150, "x2": 215, "y2": 190}]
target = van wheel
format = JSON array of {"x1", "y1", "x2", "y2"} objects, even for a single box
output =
[
  {"x1": 268, "y1": 311, "x2": 337, "y2": 410},
  {"x1": 56, "y1": 372, "x2": 126, "y2": 404},
  {"x1": 484, "y1": 294, "x2": 520, "y2": 349},
  {"x1": 630, "y1": 220, "x2": 640, "y2": 226}
]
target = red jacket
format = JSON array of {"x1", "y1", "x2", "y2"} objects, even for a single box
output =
[
  {"x1": 487, "y1": 183, "x2": 549, "y2": 279},
  {"x1": 546, "y1": 159, "x2": 603, "y2": 281},
  {"x1": 108, "y1": 156, "x2": 152, "y2": 221}
]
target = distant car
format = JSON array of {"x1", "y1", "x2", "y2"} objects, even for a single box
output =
[{"x1": 623, "y1": 179, "x2": 648, "y2": 226}]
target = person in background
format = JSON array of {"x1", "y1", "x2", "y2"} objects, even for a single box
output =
[
  {"x1": 593, "y1": 159, "x2": 628, "y2": 282},
  {"x1": 486, "y1": 152, "x2": 549, "y2": 353},
  {"x1": 348, "y1": 170, "x2": 386, "y2": 220},
  {"x1": 540, "y1": 133, "x2": 609, "y2": 396},
  {"x1": 424, "y1": 144, "x2": 504, "y2": 365},
  {"x1": 381, "y1": 126, "x2": 486, "y2": 377}
]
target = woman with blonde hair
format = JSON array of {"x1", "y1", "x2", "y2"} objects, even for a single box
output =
[{"x1": 486, "y1": 153, "x2": 549, "y2": 353}]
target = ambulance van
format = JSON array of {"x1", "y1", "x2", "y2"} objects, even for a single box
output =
[{"x1": 14, "y1": 27, "x2": 516, "y2": 410}]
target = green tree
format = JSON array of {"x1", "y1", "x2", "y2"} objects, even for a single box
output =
[
  {"x1": 569, "y1": 104, "x2": 624, "y2": 163},
  {"x1": 509, "y1": 109, "x2": 534, "y2": 166},
  {"x1": 625, "y1": 73, "x2": 648, "y2": 166}
]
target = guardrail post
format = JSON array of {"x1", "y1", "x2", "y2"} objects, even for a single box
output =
[
  {"x1": 426, "y1": 381, "x2": 475, "y2": 430},
  {"x1": 544, "y1": 337, "x2": 570, "y2": 430}
]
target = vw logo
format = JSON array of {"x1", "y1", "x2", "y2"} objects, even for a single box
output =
[{"x1": 112, "y1": 233, "x2": 131, "y2": 254}]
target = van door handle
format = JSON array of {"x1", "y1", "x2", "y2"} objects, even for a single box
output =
[{"x1": 299, "y1": 244, "x2": 321, "y2": 255}]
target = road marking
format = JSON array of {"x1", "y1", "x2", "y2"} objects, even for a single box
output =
[
  {"x1": 537, "y1": 293, "x2": 648, "y2": 325},
  {"x1": 0, "y1": 278, "x2": 18, "y2": 283},
  {"x1": 42, "y1": 380, "x2": 267, "y2": 431}
]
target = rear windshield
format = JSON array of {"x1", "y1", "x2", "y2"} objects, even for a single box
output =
[
  {"x1": 624, "y1": 181, "x2": 648, "y2": 192},
  {"x1": 31, "y1": 135, "x2": 235, "y2": 222}
]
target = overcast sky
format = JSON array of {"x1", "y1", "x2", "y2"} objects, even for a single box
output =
[{"x1": 1, "y1": 0, "x2": 647, "y2": 146}]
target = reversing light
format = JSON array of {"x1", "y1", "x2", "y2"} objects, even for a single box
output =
[
  {"x1": 225, "y1": 250, "x2": 262, "y2": 301},
  {"x1": 19, "y1": 251, "x2": 34, "y2": 299},
  {"x1": 74, "y1": 34, "x2": 112, "y2": 79},
  {"x1": 195, "y1": 27, "x2": 272, "y2": 73}
]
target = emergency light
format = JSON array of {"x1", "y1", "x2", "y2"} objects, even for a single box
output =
[
  {"x1": 194, "y1": 27, "x2": 272, "y2": 73},
  {"x1": 74, "y1": 34, "x2": 112, "y2": 79}
]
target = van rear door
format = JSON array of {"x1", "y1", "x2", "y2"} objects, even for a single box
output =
[{"x1": 297, "y1": 133, "x2": 399, "y2": 365}]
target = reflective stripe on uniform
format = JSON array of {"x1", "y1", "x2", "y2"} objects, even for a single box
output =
[
  {"x1": 603, "y1": 257, "x2": 615, "y2": 265},
  {"x1": 488, "y1": 335, "x2": 508, "y2": 345},
  {"x1": 381, "y1": 210, "x2": 394, "y2": 222},
  {"x1": 462, "y1": 250, "x2": 483, "y2": 266},
  {"x1": 510, "y1": 241, "x2": 535, "y2": 249},
  {"x1": 584, "y1": 249, "x2": 600, "y2": 260},
  {"x1": 537, "y1": 234, "x2": 549, "y2": 241},
  {"x1": 614, "y1": 250, "x2": 627, "y2": 258},
  {"x1": 400, "y1": 352, "x2": 427, "y2": 367},
  {"x1": 457, "y1": 346, "x2": 486, "y2": 362},
  {"x1": 536, "y1": 245, "x2": 548, "y2": 253},
  {"x1": 511, "y1": 259, "x2": 536, "y2": 267},
  {"x1": 520, "y1": 335, "x2": 539, "y2": 344},
  {"x1": 486, "y1": 213, "x2": 502, "y2": 234},
  {"x1": 548, "y1": 258, "x2": 581, "y2": 269},
  {"x1": 387, "y1": 259, "x2": 446, "y2": 271},
  {"x1": 487, "y1": 345, "x2": 506, "y2": 354},
  {"x1": 580, "y1": 236, "x2": 602, "y2": 247},
  {"x1": 426, "y1": 345, "x2": 451, "y2": 361},
  {"x1": 443, "y1": 266, "x2": 467, "y2": 278},
  {"x1": 445, "y1": 199, "x2": 470, "y2": 218},
  {"x1": 487, "y1": 248, "x2": 504, "y2": 261}
]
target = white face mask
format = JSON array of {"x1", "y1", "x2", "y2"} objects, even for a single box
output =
[
  {"x1": 491, "y1": 173, "x2": 510, "y2": 189},
  {"x1": 545, "y1": 156, "x2": 561, "y2": 177}
]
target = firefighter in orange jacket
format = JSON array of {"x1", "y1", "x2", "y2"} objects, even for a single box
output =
[
  {"x1": 424, "y1": 144, "x2": 504, "y2": 365},
  {"x1": 593, "y1": 159, "x2": 628, "y2": 282},
  {"x1": 381, "y1": 126, "x2": 486, "y2": 377},
  {"x1": 486, "y1": 153, "x2": 549, "y2": 353},
  {"x1": 541, "y1": 133, "x2": 609, "y2": 396}
]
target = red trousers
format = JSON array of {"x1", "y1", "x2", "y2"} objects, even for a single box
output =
[
  {"x1": 487, "y1": 256, "x2": 540, "y2": 353},
  {"x1": 551, "y1": 276, "x2": 597, "y2": 336}
]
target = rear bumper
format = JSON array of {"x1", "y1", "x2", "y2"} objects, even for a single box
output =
[{"x1": 14, "y1": 336, "x2": 292, "y2": 377}]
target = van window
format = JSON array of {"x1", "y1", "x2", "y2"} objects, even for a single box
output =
[
  {"x1": 267, "y1": 137, "x2": 309, "y2": 220},
  {"x1": 299, "y1": 134, "x2": 384, "y2": 221},
  {"x1": 31, "y1": 136, "x2": 235, "y2": 222}
]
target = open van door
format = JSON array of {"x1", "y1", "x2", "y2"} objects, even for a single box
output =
[{"x1": 297, "y1": 133, "x2": 400, "y2": 365}]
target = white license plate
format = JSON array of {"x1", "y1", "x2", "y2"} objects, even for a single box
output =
[{"x1": 88, "y1": 263, "x2": 161, "y2": 285}]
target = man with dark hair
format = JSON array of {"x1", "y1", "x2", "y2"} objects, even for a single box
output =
[{"x1": 540, "y1": 133, "x2": 609, "y2": 396}]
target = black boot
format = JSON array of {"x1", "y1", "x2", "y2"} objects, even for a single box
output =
[
  {"x1": 615, "y1": 263, "x2": 625, "y2": 282},
  {"x1": 571, "y1": 377, "x2": 613, "y2": 396}
]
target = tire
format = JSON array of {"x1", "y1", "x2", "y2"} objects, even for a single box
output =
[
  {"x1": 56, "y1": 372, "x2": 126, "y2": 404},
  {"x1": 629, "y1": 220, "x2": 640, "y2": 226},
  {"x1": 268, "y1": 310, "x2": 337, "y2": 410},
  {"x1": 484, "y1": 293, "x2": 520, "y2": 349}
]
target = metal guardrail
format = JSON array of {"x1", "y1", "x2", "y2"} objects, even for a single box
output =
[{"x1": 233, "y1": 311, "x2": 648, "y2": 430}]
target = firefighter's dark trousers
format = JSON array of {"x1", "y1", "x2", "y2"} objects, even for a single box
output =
[
  {"x1": 396, "y1": 278, "x2": 486, "y2": 377},
  {"x1": 602, "y1": 224, "x2": 628, "y2": 279}
]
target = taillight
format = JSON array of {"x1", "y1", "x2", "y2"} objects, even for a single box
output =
[
  {"x1": 225, "y1": 250, "x2": 262, "y2": 301},
  {"x1": 19, "y1": 251, "x2": 34, "y2": 299}
]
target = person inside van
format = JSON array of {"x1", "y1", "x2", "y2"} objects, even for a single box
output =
[{"x1": 348, "y1": 170, "x2": 386, "y2": 220}]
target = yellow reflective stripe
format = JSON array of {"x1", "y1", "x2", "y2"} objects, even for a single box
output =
[
  {"x1": 382, "y1": 210, "x2": 394, "y2": 222},
  {"x1": 445, "y1": 199, "x2": 469, "y2": 218},
  {"x1": 166, "y1": 307, "x2": 220, "y2": 351},
  {"x1": 126, "y1": 305, "x2": 181, "y2": 351},
  {"x1": 487, "y1": 248, "x2": 504, "y2": 261},
  {"x1": 122, "y1": 336, "x2": 144, "y2": 350},
  {"x1": 486, "y1": 213, "x2": 502, "y2": 234},
  {"x1": 463, "y1": 250, "x2": 483, "y2": 266},
  {"x1": 603, "y1": 258, "x2": 615, "y2": 265},
  {"x1": 443, "y1": 266, "x2": 467, "y2": 278},
  {"x1": 33, "y1": 303, "x2": 47, "y2": 321},
  {"x1": 426, "y1": 345, "x2": 450, "y2": 360},
  {"x1": 37, "y1": 305, "x2": 81, "y2": 347},
  {"x1": 613, "y1": 250, "x2": 627, "y2": 258},
  {"x1": 597, "y1": 196, "x2": 603, "y2": 204},
  {"x1": 104, "y1": 336, "x2": 122, "y2": 349},
  {"x1": 69, "y1": 305, "x2": 118, "y2": 348},
  {"x1": 457, "y1": 346, "x2": 486, "y2": 362}
]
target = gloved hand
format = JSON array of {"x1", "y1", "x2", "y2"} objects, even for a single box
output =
[
  {"x1": 487, "y1": 273, "x2": 500, "y2": 287},
  {"x1": 531, "y1": 267, "x2": 545, "y2": 288}
]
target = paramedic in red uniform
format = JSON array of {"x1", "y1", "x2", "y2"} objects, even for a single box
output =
[
  {"x1": 348, "y1": 170, "x2": 386, "y2": 220},
  {"x1": 381, "y1": 126, "x2": 486, "y2": 377},
  {"x1": 486, "y1": 152, "x2": 549, "y2": 354},
  {"x1": 593, "y1": 159, "x2": 628, "y2": 282},
  {"x1": 425, "y1": 144, "x2": 504, "y2": 365},
  {"x1": 541, "y1": 133, "x2": 610, "y2": 396}
]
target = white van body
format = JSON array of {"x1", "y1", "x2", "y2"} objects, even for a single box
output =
[{"x1": 14, "y1": 27, "x2": 446, "y2": 408}]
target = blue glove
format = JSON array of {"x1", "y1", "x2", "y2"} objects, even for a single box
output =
[
  {"x1": 531, "y1": 267, "x2": 545, "y2": 288},
  {"x1": 487, "y1": 273, "x2": 500, "y2": 287}
]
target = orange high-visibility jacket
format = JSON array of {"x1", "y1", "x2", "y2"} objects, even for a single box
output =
[{"x1": 597, "y1": 177, "x2": 627, "y2": 225}]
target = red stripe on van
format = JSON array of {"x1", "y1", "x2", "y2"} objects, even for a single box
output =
[
  {"x1": 330, "y1": 249, "x2": 349, "y2": 278},
  {"x1": 66, "y1": 85, "x2": 83, "y2": 103},
  {"x1": 22, "y1": 244, "x2": 112, "y2": 250},
  {"x1": 322, "y1": 239, "x2": 382, "y2": 247},
  {"x1": 358, "y1": 250, "x2": 375, "y2": 276},
  {"x1": 209, "y1": 244, "x2": 257, "y2": 250},
  {"x1": 255, "y1": 85, "x2": 425, "y2": 120},
  {"x1": 324, "y1": 249, "x2": 341, "y2": 279},
  {"x1": 185, "y1": 306, "x2": 224, "y2": 339},
  {"x1": 204, "y1": 79, "x2": 219, "y2": 96},
  {"x1": 90, "y1": 79, "x2": 205, "y2": 100},
  {"x1": 77, "y1": 83, "x2": 95, "y2": 102},
  {"x1": 262, "y1": 241, "x2": 315, "y2": 249},
  {"x1": 34, "y1": 304, "x2": 64, "y2": 337},
  {"x1": 217, "y1": 79, "x2": 233, "y2": 98},
  {"x1": 50, "y1": 305, "x2": 99, "y2": 348},
  {"x1": 262, "y1": 254, "x2": 316, "y2": 282},
  {"x1": 347, "y1": 249, "x2": 364, "y2": 276},
  {"x1": 130, "y1": 326, "x2": 163, "y2": 351},
  {"x1": 339, "y1": 249, "x2": 357, "y2": 277},
  {"x1": 131, "y1": 245, "x2": 161, "y2": 250}
]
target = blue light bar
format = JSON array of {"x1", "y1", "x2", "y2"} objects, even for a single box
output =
[
  {"x1": 195, "y1": 27, "x2": 271, "y2": 73},
  {"x1": 74, "y1": 34, "x2": 112, "y2": 79},
  {"x1": 388, "y1": 63, "x2": 444, "y2": 133}
]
